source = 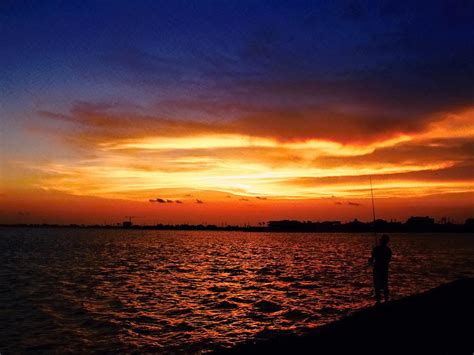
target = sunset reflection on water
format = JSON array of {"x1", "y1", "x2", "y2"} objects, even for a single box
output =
[{"x1": 1, "y1": 229, "x2": 473, "y2": 353}]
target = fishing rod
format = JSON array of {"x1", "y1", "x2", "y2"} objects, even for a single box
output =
[{"x1": 369, "y1": 176, "x2": 377, "y2": 247}]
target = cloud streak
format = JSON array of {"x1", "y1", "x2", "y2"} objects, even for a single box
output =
[{"x1": 149, "y1": 198, "x2": 183, "y2": 204}]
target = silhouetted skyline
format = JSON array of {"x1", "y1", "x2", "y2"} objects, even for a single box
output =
[{"x1": 2, "y1": 215, "x2": 473, "y2": 233}]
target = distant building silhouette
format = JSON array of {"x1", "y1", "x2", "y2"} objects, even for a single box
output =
[
  {"x1": 347, "y1": 218, "x2": 365, "y2": 232},
  {"x1": 405, "y1": 216, "x2": 436, "y2": 232},
  {"x1": 122, "y1": 221, "x2": 133, "y2": 228},
  {"x1": 3, "y1": 215, "x2": 474, "y2": 232},
  {"x1": 406, "y1": 216, "x2": 435, "y2": 226}
]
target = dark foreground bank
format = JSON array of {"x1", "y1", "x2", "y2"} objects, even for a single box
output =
[{"x1": 216, "y1": 278, "x2": 474, "y2": 355}]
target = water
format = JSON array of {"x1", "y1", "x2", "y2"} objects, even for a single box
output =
[{"x1": 1, "y1": 228, "x2": 473, "y2": 353}]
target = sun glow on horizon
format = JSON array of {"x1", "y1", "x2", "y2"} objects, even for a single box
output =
[
  {"x1": 0, "y1": 107, "x2": 470, "y2": 211},
  {"x1": 10, "y1": 108, "x2": 468, "y2": 203}
]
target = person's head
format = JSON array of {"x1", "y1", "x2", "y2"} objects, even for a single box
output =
[{"x1": 380, "y1": 234, "x2": 390, "y2": 245}]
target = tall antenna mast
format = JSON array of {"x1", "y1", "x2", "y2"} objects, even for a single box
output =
[{"x1": 369, "y1": 176, "x2": 377, "y2": 246}]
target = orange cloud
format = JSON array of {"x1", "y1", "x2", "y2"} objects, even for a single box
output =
[{"x1": 1, "y1": 102, "x2": 471, "y2": 223}]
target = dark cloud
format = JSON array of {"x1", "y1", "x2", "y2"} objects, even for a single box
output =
[
  {"x1": 37, "y1": 100, "x2": 438, "y2": 145},
  {"x1": 38, "y1": 103, "x2": 217, "y2": 142},
  {"x1": 348, "y1": 202, "x2": 361, "y2": 207},
  {"x1": 315, "y1": 138, "x2": 474, "y2": 168},
  {"x1": 196, "y1": 199, "x2": 204, "y2": 204},
  {"x1": 13, "y1": 0, "x2": 474, "y2": 135},
  {"x1": 84, "y1": 1, "x2": 474, "y2": 144},
  {"x1": 229, "y1": 107, "x2": 433, "y2": 143},
  {"x1": 150, "y1": 198, "x2": 183, "y2": 204},
  {"x1": 32, "y1": 0, "x2": 473, "y2": 147},
  {"x1": 285, "y1": 161, "x2": 474, "y2": 188}
]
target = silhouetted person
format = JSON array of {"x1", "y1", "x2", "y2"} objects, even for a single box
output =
[{"x1": 369, "y1": 234, "x2": 392, "y2": 304}]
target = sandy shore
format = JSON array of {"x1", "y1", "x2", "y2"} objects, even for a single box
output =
[{"x1": 216, "y1": 278, "x2": 474, "y2": 354}]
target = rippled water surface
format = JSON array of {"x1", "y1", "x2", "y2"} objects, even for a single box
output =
[{"x1": 1, "y1": 228, "x2": 473, "y2": 353}]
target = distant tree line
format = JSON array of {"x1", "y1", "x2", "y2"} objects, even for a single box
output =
[
  {"x1": 266, "y1": 217, "x2": 474, "y2": 233},
  {"x1": 2, "y1": 216, "x2": 474, "y2": 233}
]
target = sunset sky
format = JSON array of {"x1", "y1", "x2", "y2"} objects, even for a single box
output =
[{"x1": 1, "y1": 0, "x2": 473, "y2": 225}]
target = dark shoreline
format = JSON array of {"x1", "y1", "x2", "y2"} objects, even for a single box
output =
[
  {"x1": 1, "y1": 221, "x2": 473, "y2": 233},
  {"x1": 215, "y1": 278, "x2": 474, "y2": 355}
]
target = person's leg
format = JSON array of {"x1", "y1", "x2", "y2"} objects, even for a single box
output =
[
  {"x1": 373, "y1": 270, "x2": 382, "y2": 304},
  {"x1": 372, "y1": 269, "x2": 381, "y2": 304},
  {"x1": 382, "y1": 271, "x2": 389, "y2": 302}
]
